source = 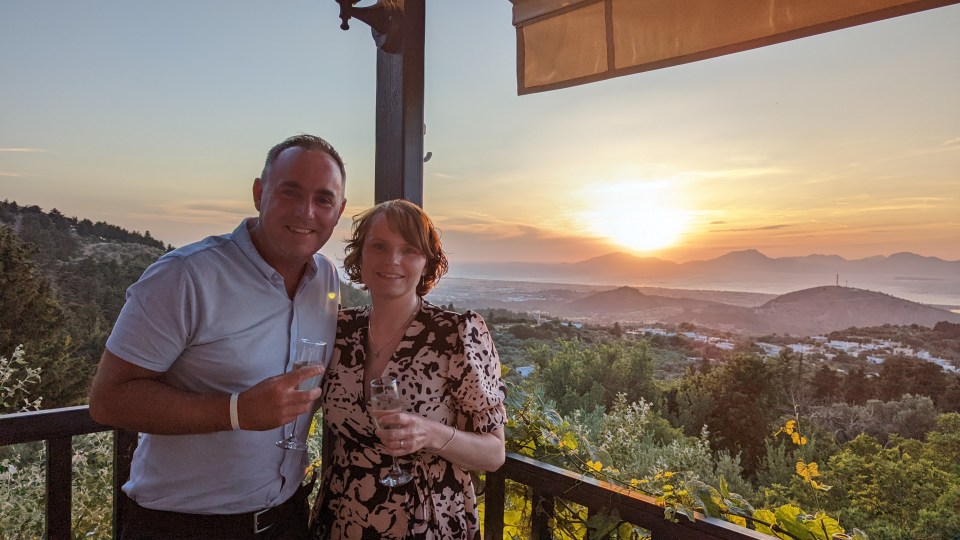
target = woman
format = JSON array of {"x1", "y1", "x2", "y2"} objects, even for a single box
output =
[{"x1": 311, "y1": 199, "x2": 506, "y2": 539}]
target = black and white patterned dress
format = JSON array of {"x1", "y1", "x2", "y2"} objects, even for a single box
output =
[{"x1": 310, "y1": 301, "x2": 506, "y2": 539}]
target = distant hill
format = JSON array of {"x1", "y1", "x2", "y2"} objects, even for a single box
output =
[
  {"x1": 463, "y1": 249, "x2": 960, "y2": 280},
  {"x1": 457, "y1": 249, "x2": 960, "y2": 308},
  {"x1": 563, "y1": 285, "x2": 960, "y2": 336},
  {"x1": 0, "y1": 199, "x2": 171, "y2": 255}
]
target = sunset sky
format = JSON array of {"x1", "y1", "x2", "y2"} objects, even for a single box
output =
[{"x1": 2, "y1": 1, "x2": 958, "y2": 267}]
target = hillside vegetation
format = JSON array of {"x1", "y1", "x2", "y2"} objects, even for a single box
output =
[{"x1": 1, "y1": 201, "x2": 167, "y2": 410}]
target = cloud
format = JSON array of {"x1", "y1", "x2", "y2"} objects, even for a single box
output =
[
  {"x1": 878, "y1": 142, "x2": 960, "y2": 163},
  {"x1": 0, "y1": 147, "x2": 46, "y2": 153},
  {"x1": 0, "y1": 172, "x2": 24, "y2": 177},
  {"x1": 440, "y1": 225, "x2": 612, "y2": 264},
  {"x1": 132, "y1": 199, "x2": 251, "y2": 224},
  {"x1": 716, "y1": 223, "x2": 794, "y2": 232},
  {"x1": 428, "y1": 171, "x2": 459, "y2": 180},
  {"x1": 686, "y1": 166, "x2": 792, "y2": 180}
]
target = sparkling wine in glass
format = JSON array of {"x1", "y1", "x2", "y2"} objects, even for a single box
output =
[
  {"x1": 276, "y1": 339, "x2": 327, "y2": 451},
  {"x1": 369, "y1": 376, "x2": 414, "y2": 487}
]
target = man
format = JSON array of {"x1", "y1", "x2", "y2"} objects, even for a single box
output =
[{"x1": 89, "y1": 134, "x2": 347, "y2": 539}]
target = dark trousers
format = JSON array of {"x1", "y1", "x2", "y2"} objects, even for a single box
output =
[{"x1": 119, "y1": 482, "x2": 313, "y2": 540}]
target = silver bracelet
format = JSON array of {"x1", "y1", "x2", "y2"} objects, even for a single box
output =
[{"x1": 433, "y1": 425, "x2": 456, "y2": 453}]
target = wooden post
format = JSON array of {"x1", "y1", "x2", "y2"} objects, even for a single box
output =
[
  {"x1": 374, "y1": 0, "x2": 424, "y2": 206},
  {"x1": 336, "y1": 0, "x2": 425, "y2": 206},
  {"x1": 46, "y1": 436, "x2": 72, "y2": 539}
]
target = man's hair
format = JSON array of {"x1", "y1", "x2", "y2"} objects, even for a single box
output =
[
  {"x1": 343, "y1": 199, "x2": 449, "y2": 297},
  {"x1": 261, "y1": 134, "x2": 346, "y2": 186}
]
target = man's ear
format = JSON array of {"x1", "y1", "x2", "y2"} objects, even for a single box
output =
[{"x1": 253, "y1": 178, "x2": 264, "y2": 211}]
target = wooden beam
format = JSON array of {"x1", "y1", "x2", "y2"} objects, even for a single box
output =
[{"x1": 374, "y1": 0, "x2": 425, "y2": 206}]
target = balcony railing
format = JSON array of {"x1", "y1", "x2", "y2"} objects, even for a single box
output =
[
  {"x1": 0, "y1": 406, "x2": 136, "y2": 540},
  {"x1": 1, "y1": 406, "x2": 766, "y2": 539},
  {"x1": 485, "y1": 453, "x2": 768, "y2": 539}
]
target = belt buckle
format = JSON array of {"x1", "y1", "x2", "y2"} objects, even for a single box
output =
[{"x1": 253, "y1": 507, "x2": 273, "y2": 535}]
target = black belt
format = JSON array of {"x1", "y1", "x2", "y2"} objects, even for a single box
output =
[{"x1": 121, "y1": 480, "x2": 312, "y2": 538}]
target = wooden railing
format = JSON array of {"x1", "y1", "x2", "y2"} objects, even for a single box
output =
[
  {"x1": 0, "y1": 406, "x2": 136, "y2": 540},
  {"x1": 2, "y1": 407, "x2": 766, "y2": 539},
  {"x1": 484, "y1": 453, "x2": 770, "y2": 539}
]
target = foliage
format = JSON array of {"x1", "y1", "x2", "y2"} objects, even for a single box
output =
[
  {"x1": 822, "y1": 432, "x2": 960, "y2": 539},
  {"x1": 579, "y1": 393, "x2": 753, "y2": 497},
  {"x1": 1, "y1": 204, "x2": 164, "y2": 409},
  {"x1": 0, "y1": 434, "x2": 114, "y2": 539},
  {"x1": 1, "y1": 345, "x2": 42, "y2": 413},
  {"x1": 0, "y1": 226, "x2": 64, "y2": 361},
  {"x1": 502, "y1": 380, "x2": 863, "y2": 539},
  {"x1": 339, "y1": 280, "x2": 369, "y2": 308},
  {"x1": 531, "y1": 339, "x2": 658, "y2": 417},
  {"x1": 808, "y1": 394, "x2": 939, "y2": 445},
  {"x1": 876, "y1": 355, "x2": 951, "y2": 406},
  {"x1": 0, "y1": 226, "x2": 95, "y2": 411},
  {"x1": 665, "y1": 352, "x2": 791, "y2": 476},
  {"x1": 808, "y1": 364, "x2": 842, "y2": 404}
]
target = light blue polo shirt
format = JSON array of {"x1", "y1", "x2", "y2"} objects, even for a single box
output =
[{"x1": 106, "y1": 219, "x2": 339, "y2": 514}]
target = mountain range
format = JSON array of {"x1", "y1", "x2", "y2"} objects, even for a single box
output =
[
  {"x1": 462, "y1": 249, "x2": 960, "y2": 279},
  {"x1": 455, "y1": 250, "x2": 960, "y2": 308}
]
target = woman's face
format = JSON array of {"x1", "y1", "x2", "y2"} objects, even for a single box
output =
[{"x1": 360, "y1": 214, "x2": 428, "y2": 302}]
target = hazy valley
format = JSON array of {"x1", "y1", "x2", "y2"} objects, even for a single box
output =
[{"x1": 431, "y1": 249, "x2": 960, "y2": 337}]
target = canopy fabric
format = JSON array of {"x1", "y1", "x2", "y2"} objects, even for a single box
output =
[{"x1": 512, "y1": 0, "x2": 959, "y2": 94}]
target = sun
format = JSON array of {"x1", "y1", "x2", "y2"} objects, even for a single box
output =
[{"x1": 581, "y1": 180, "x2": 691, "y2": 253}]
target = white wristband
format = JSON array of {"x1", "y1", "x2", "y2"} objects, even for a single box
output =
[{"x1": 229, "y1": 392, "x2": 241, "y2": 431}]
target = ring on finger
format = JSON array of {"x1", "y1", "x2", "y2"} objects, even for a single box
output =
[{"x1": 400, "y1": 440, "x2": 405, "y2": 449}]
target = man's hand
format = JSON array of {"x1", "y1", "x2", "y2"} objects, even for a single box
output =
[
  {"x1": 236, "y1": 366, "x2": 325, "y2": 430},
  {"x1": 90, "y1": 349, "x2": 325, "y2": 435}
]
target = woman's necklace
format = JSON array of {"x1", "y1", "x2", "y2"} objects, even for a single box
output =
[{"x1": 368, "y1": 297, "x2": 421, "y2": 362}]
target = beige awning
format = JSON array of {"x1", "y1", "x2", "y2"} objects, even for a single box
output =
[{"x1": 512, "y1": 0, "x2": 959, "y2": 94}]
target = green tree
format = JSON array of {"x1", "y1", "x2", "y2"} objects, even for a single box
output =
[
  {"x1": 703, "y1": 353, "x2": 789, "y2": 476},
  {"x1": 942, "y1": 379, "x2": 960, "y2": 413},
  {"x1": 810, "y1": 364, "x2": 841, "y2": 403},
  {"x1": 610, "y1": 321, "x2": 623, "y2": 339},
  {"x1": 339, "y1": 280, "x2": 369, "y2": 308},
  {"x1": 532, "y1": 339, "x2": 658, "y2": 416},
  {"x1": 842, "y1": 367, "x2": 873, "y2": 405},
  {"x1": 0, "y1": 226, "x2": 64, "y2": 360},
  {"x1": 824, "y1": 432, "x2": 960, "y2": 539},
  {"x1": 662, "y1": 371, "x2": 716, "y2": 438}
]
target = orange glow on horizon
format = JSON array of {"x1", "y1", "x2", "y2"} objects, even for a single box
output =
[{"x1": 580, "y1": 180, "x2": 693, "y2": 254}]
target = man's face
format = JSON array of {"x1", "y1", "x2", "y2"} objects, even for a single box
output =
[{"x1": 251, "y1": 147, "x2": 346, "y2": 274}]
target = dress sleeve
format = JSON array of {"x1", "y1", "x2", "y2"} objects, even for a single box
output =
[{"x1": 450, "y1": 311, "x2": 507, "y2": 434}]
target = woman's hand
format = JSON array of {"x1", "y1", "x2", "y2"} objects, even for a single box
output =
[
  {"x1": 373, "y1": 411, "x2": 444, "y2": 456},
  {"x1": 373, "y1": 410, "x2": 506, "y2": 471}
]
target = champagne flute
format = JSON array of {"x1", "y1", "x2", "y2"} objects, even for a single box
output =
[
  {"x1": 276, "y1": 339, "x2": 327, "y2": 451},
  {"x1": 369, "y1": 376, "x2": 414, "y2": 487}
]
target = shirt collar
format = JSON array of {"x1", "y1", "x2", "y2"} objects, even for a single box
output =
[{"x1": 232, "y1": 218, "x2": 319, "y2": 283}]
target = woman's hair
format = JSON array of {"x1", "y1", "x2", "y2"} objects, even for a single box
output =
[{"x1": 343, "y1": 199, "x2": 449, "y2": 296}]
